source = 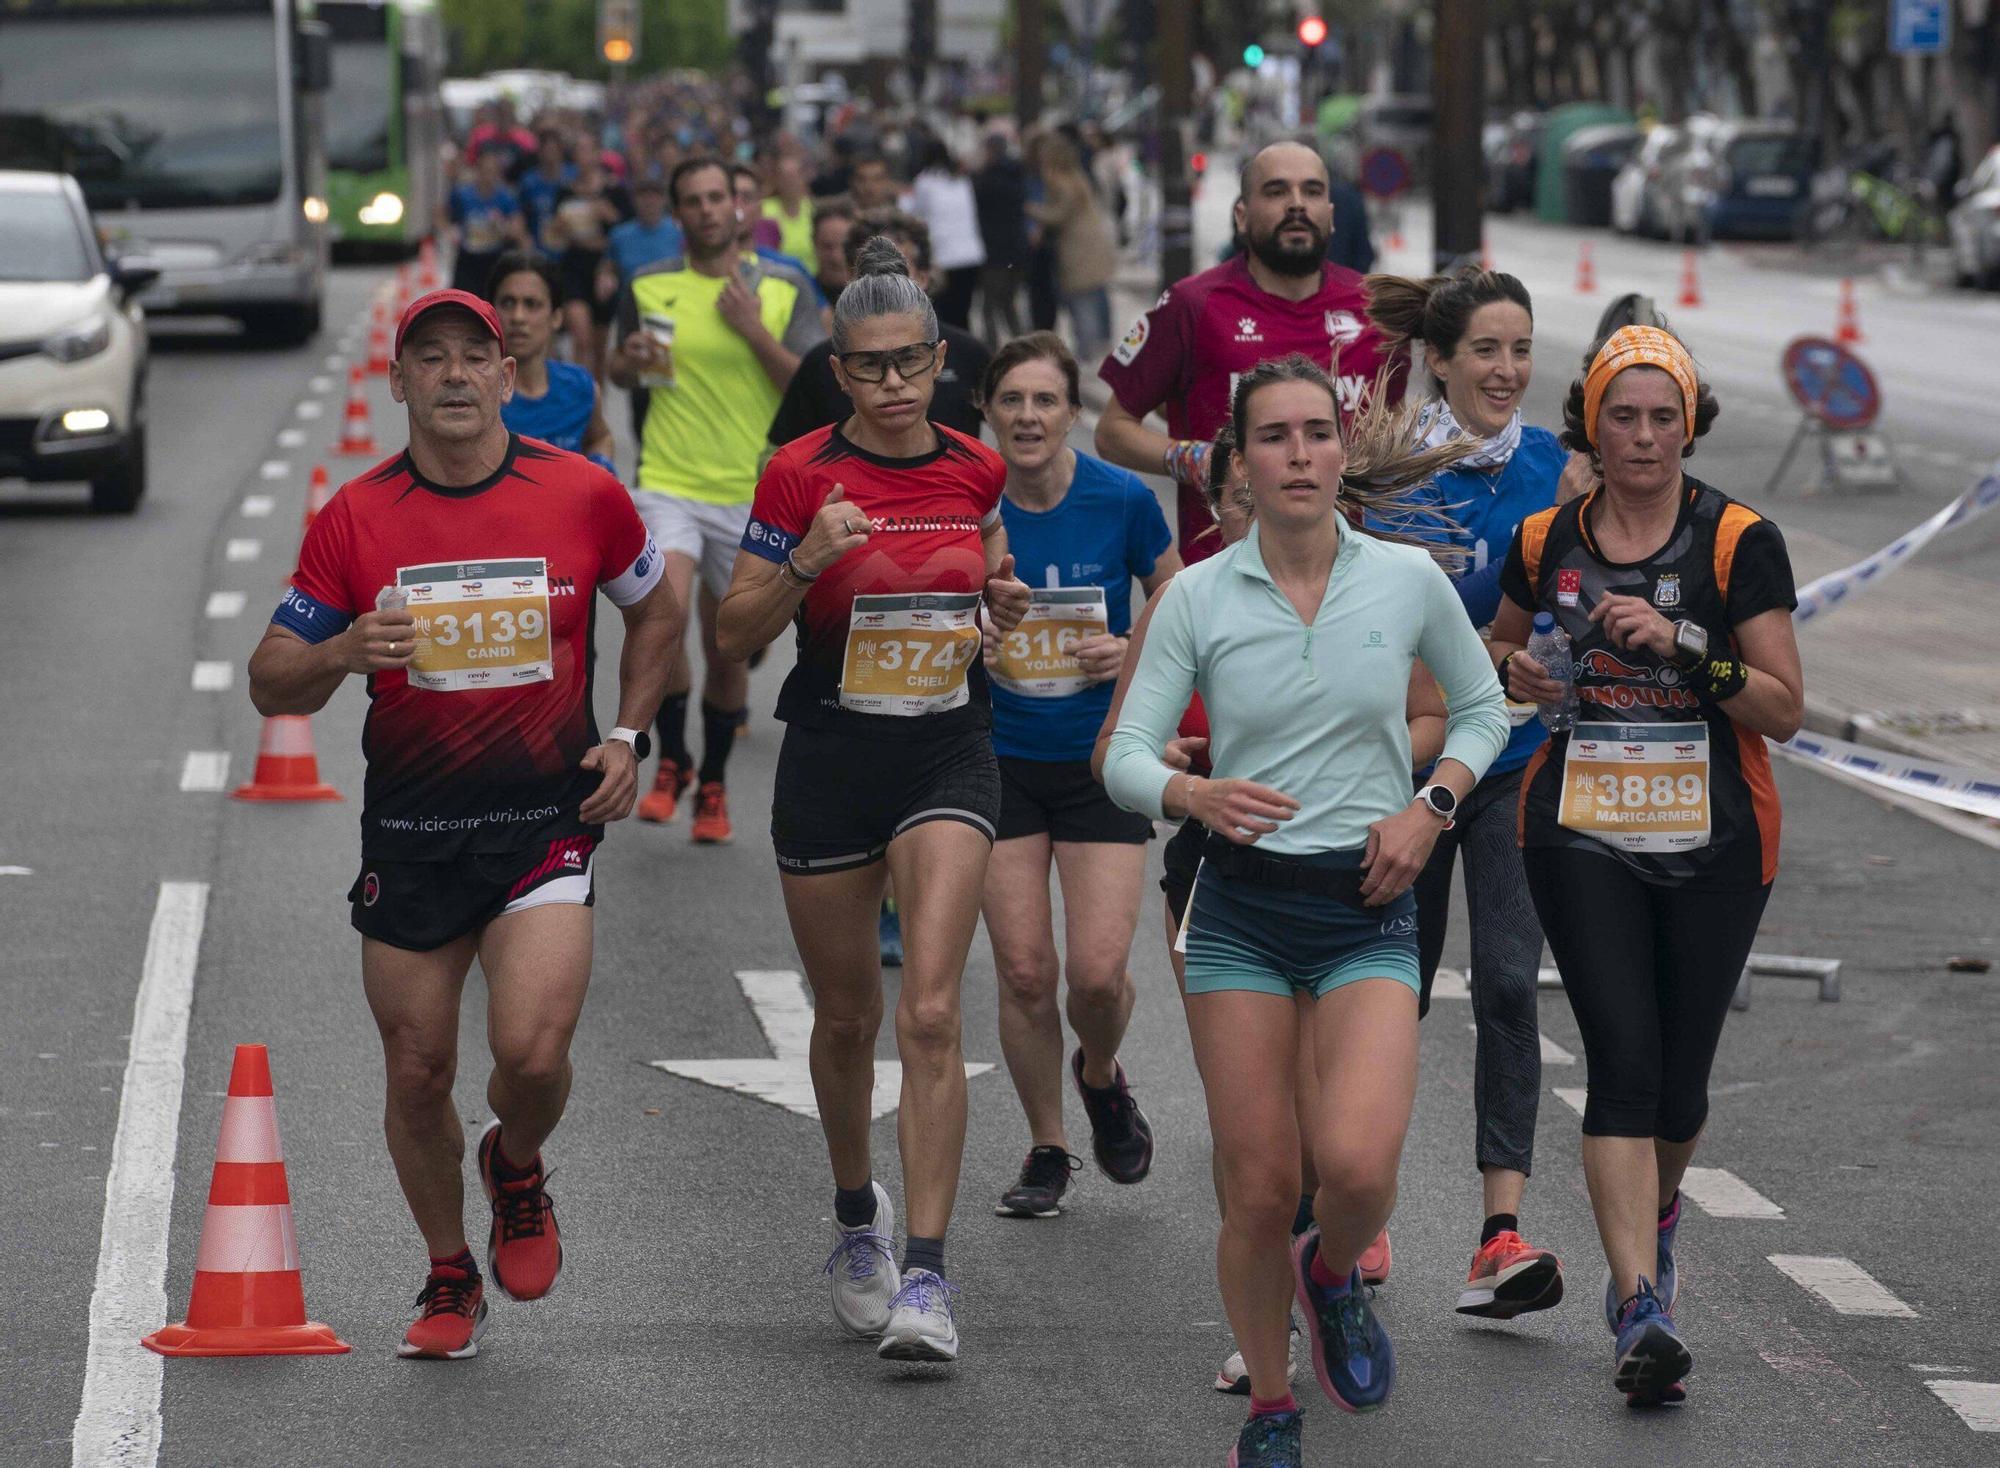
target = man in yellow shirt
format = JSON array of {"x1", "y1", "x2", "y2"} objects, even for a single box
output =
[
  {"x1": 610, "y1": 156, "x2": 824, "y2": 843},
  {"x1": 762, "y1": 148, "x2": 817, "y2": 266}
]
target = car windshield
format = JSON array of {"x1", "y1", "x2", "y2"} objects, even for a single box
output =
[
  {"x1": 328, "y1": 39, "x2": 394, "y2": 174},
  {"x1": 0, "y1": 190, "x2": 94, "y2": 282},
  {"x1": 1729, "y1": 135, "x2": 1812, "y2": 175},
  {"x1": 0, "y1": 13, "x2": 284, "y2": 209}
]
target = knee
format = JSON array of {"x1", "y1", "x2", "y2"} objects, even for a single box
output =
[
  {"x1": 994, "y1": 952, "x2": 1059, "y2": 1011},
  {"x1": 1063, "y1": 960, "x2": 1130, "y2": 1012},
  {"x1": 1653, "y1": 1091, "x2": 1709, "y2": 1145},
  {"x1": 814, "y1": 1001, "x2": 883, "y2": 1054},
  {"x1": 383, "y1": 1038, "x2": 456, "y2": 1109},
  {"x1": 896, "y1": 990, "x2": 962, "y2": 1055},
  {"x1": 1581, "y1": 1082, "x2": 1664, "y2": 1138},
  {"x1": 1221, "y1": 1162, "x2": 1303, "y2": 1243},
  {"x1": 492, "y1": 1034, "x2": 571, "y2": 1094},
  {"x1": 1312, "y1": 1142, "x2": 1399, "y2": 1216}
]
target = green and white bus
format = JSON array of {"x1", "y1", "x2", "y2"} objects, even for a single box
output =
[
  {"x1": 320, "y1": 0, "x2": 443, "y2": 256},
  {"x1": 0, "y1": 0, "x2": 332, "y2": 343}
]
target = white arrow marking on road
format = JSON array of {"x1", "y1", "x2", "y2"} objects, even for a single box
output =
[
  {"x1": 1927, "y1": 1380, "x2": 2000, "y2": 1431},
  {"x1": 1679, "y1": 1166, "x2": 1785, "y2": 1219},
  {"x1": 1552, "y1": 1087, "x2": 1587, "y2": 1116},
  {"x1": 1769, "y1": 1254, "x2": 1917, "y2": 1317},
  {"x1": 652, "y1": 969, "x2": 992, "y2": 1120},
  {"x1": 177, "y1": 752, "x2": 230, "y2": 792},
  {"x1": 205, "y1": 591, "x2": 245, "y2": 620}
]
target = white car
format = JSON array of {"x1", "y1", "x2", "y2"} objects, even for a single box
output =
[
  {"x1": 0, "y1": 171, "x2": 155, "y2": 512},
  {"x1": 1948, "y1": 145, "x2": 2000, "y2": 291}
]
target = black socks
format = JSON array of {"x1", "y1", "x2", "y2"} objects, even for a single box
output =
[
  {"x1": 697, "y1": 701, "x2": 739, "y2": 785},
  {"x1": 834, "y1": 1182, "x2": 878, "y2": 1229},
  {"x1": 656, "y1": 691, "x2": 691, "y2": 768},
  {"x1": 1481, "y1": 1212, "x2": 1520, "y2": 1245},
  {"x1": 903, "y1": 1235, "x2": 946, "y2": 1277}
]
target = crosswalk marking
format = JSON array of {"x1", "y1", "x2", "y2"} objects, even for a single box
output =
[
  {"x1": 1769, "y1": 1255, "x2": 1917, "y2": 1317},
  {"x1": 1679, "y1": 1166, "x2": 1785, "y2": 1219},
  {"x1": 1926, "y1": 1380, "x2": 2000, "y2": 1431}
]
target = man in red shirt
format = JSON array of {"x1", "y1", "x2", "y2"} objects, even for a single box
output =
[
  {"x1": 247, "y1": 289, "x2": 682, "y2": 1360},
  {"x1": 1095, "y1": 140, "x2": 1407, "y2": 563}
]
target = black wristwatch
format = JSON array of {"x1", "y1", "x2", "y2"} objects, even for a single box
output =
[{"x1": 1669, "y1": 619, "x2": 1709, "y2": 672}]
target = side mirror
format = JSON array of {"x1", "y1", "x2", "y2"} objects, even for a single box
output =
[{"x1": 113, "y1": 256, "x2": 163, "y2": 297}]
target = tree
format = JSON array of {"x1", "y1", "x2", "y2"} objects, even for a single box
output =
[{"x1": 438, "y1": 0, "x2": 730, "y2": 78}]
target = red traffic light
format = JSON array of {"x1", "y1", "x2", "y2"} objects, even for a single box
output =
[{"x1": 1297, "y1": 15, "x2": 1328, "y2": 46}]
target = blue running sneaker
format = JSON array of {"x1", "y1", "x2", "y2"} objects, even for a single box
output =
[
  {"x1": 1291, "y1": 1229, "x2": 1395, "y2": 1412},
  {"x1": 878, "y1": 901, "x2": 904, "y2": 969},
  {"x1": 1603, "y1": 1190, "x2": 1683, "y2": 1331},
  {"x1": 1613, "y1": 1277, "x2": 1692, "y2": 1405},
  {"x1": 1227, "y1": 1410, "x2": 1303, "y2": 1467}
]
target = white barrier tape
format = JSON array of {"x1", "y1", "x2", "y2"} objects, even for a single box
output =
[
  {"x1": 1795, "y1": 466, "x2": 2000, "y2": 625},
  {"x1": 1778, "y1": 730, "x2": 2000, "y2": 820}
]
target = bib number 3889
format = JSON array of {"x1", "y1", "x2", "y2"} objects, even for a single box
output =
[
  {"x1": 1558, "y1": 720, "x2": 1711, "y2": 853},
  {"x1": 399, "y1": 557, "x2": 555, "y2": 693},
  {"x1": 839, "y1": 592, "x2": 981, "y2": 716}
]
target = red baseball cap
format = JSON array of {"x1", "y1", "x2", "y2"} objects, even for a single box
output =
[{"x1": 394, "y1": 288, "x2": 504, "y2": 358}]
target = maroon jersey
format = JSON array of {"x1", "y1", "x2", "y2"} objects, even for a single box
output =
[
  {"x1": 743, "y1": 423, "x2": 1006, "y2": 739},
  {"x1": 1098, "y1": 254, "x2": 1407, "y2": 563},
  {"x1": 279, "y1": 436, "x2": 661, "y2": 859}
]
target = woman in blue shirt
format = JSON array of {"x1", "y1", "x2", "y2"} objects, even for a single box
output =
[
  {"x1": 485, "y1": 253, "x2": 616, "y2": 472},
  {"x1": 1365, "y1": 266, "x2": 1568, "y2": 1324},
  {"x1": 976, "y1": 333, "x2": 1181, "y2": 1222}
]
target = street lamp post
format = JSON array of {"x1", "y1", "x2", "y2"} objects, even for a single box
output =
[{"x1": 1432, "y1": 0, "x2": 1487, "y2": 269}]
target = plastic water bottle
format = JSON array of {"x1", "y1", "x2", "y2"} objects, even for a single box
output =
[{"x1": 1526, "y1": 612, "x2": 1578, "y2": 732}]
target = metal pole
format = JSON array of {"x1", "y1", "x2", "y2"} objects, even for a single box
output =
[
  {"x1": 1431, "y1": 0, "x2": 1487, "y2": 269},
  {"x1": 1159, "y1": 0, "x2": 1194, "y2": 288},
  {"x1": 1015, "y1": 0, "x2": 1045, "y2": 134}
]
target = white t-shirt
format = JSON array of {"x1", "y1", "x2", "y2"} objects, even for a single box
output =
[{"x1": 907, "y1": 170, "x2": 988, "y2": 271}]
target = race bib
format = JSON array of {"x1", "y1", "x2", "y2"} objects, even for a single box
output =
[
  {"x1": 1557, "y1": 721, "x2": 1711, "y2": 853},
  {"x1": 839, "y1": 592, "x2": 981, "y2": 716},
  {"x1": 399, "y1": 558, "x2": 554, "y2": 693},
  {"x1": 990, "y1": 587, "x2": 1109, "y2": 698}
]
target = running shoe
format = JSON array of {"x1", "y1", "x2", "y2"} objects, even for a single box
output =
[
  {"x1": 1456, "y1": 1230, "x2": 1565, "y2": 1319},
  {"x1": 396, "y1": 1260, "x2": 488, "y2": 1360},
  {"x1": 995, "y1": 1145, "x2": 1081, "y2": 1218},
  {"x1": 1602, "y1": 1192, "x2": 1683, "y2": 1332},
  {"x1": 1227, "y1": 1409, "x2": 1303, "y2": 1467},
  {"x1": 878, "y1": 902, "x2": 904, "y2": 968},
  {"x1": 690, "y1": 781, "x2": 733, "y2": 844},
  {"x1": 1291, "y1": 1229, "x2": 1395, "y2": 1412},
  {"x1": 1613, "y1": 1278, "x2": 1692, "y2": 1405},
  {"x1": 1214, "y1": 1317, "x2": 1301, "y2": 1394},
  {"x1": 1358, "y1": 1227, "x2": 1392, "y2": 1286},
  {"x1": 1071, "y1": 1049, "x2": 1155, "y2": 1184},
  {"x1": 824, "y1": 1181, "x2": 899, "y2": 1337},
  {"x1": 877, "y1": 1268, "x2": 961, "y2": 1362},
  {"x1": 637, "y1": 757, "x2": 690, "y2": 824},
  {"x1": 475, "y1": 1120, "x2": 561, "y2": 1301}
]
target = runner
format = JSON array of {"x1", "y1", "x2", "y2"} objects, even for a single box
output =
[
  {"x1": 731, "y1": 162, "x2": 823, "y2": 302},
  {"x1": 448, "y1": 145, "x2": 528, "y2": 296},
  {"x1": 762, "y1": 146, "x2": 818, "y2": 266},
  {"x1": 1489, "y1": 324, "x2": 1803, "y2": 1405},
  {"x1": 548, "y1": 156, "x2": 629, "y2": 381},
  {"x1": 1095, "y1": 139, "x2": 1405, "y2": 564},
  {"x1": 485, "y1": 253, "x2": 616, "y2": 471},
  {"x1": 715, "y1": 240, "x2": 1032, "y2": 1364},
  {"x1": 810, "y1": 198, "x2": 858, "y2": 306},
  {"x1": 1364, "y1": 267, "x2": 1569, "y2": 1321},
  {"x1": 608, "y1": 155, "x2": 824, "y2": 843},
  {"x1": 1102, "y1": 355, "x2": 1509, "y2": 1464},
  {"x1": 246, "y1": 288, "x2": 681, "y2": 1359},
  {"x1": 975, "y1": 332, "x2": 1180, "y2": 1218}
]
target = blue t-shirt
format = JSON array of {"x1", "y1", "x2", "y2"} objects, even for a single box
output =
[
  {"x1": 992, "y1": 452, "x2": 1174, "y2": 762},
  {"x1": 518, "y1": 165, "x2": 576, "y2": 253},
  {"x1": 502, "y1": 359, "x2": 597, "y2": 456},
  {"x1": 449, "y1": 183, "x2": 521, "y2": 255},
  {"x1": 606, "y1": 217, "x2": 686, "y2": 282}
]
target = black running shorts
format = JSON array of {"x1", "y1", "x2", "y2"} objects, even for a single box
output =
[
  {"x1": 349, "y1": 834, "x2": 598, "y2": 951},
  {"x1": 771, "y1": 723, "x2": 1001, "y2": 875},
  {"x1": 996, "y1": 756, "x2": 1153, "y2": 845}
]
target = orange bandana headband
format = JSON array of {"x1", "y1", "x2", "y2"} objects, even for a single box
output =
[{"x1": 1582, "y1": 326, "x2": 1698, "y2": 447}]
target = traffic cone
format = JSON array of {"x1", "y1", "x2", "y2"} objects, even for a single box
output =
[
  {"x1": 1480, "y1": 239, "x2": 1494, "y2": 272},
  {"x1": 301, "y1": 464, "x2": 333, "y2": 534},
  {"x1": 1576, "y1": 241, "x2": 1597, "y2": 294},
  {"x1": 142, "y1": 1045, "x2": 349, "y2": 1356},
  {"x1": 1835, "y1": 277, "x2": 1863, "y2": 344},
  {"x1": 418, "y1": 237, "x2": 441, "y2": 290},
  {"x1": 1387, "y1": 223, "x2": 1406, "y2": 252},
  {"x1": 365, "y1": 303, "x2": 391, "y2": 376},
  {"x1": 231, "y1": 715, "x2": 341, "y2": 802},
  {"x1": 336, "y1": 367, "x2": 378, "y2": 457},
  {"x1": 1677, "y1": 249, "x2": 1703, "y2": 307}
]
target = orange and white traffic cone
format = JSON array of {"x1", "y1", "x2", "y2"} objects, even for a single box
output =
[
  {"x1": 1677, "y1": 249, "x2": 1703, "y2": 307},
  {"x1": 336, "y1": 367, "x2": 378, "y2": 457},
  {"x1": 366, "y1": 302, "x2": 391, "y2": 376},
  {"x1": 1835, "y1": 277, "x2": 1863, "y2": 344},
  {"x1": 300, "y1": 464, "x2": 333, "y2": 537},
  {"x1": 143, "y1": 1045, "x2": 349, "y2": 1356},
  {"x1": 1576, "y1": 241, "x2": 1597, "y2": 294},
  {"x1": 231, "y1": 716, "x2": 340, "y2": 802},
  {"x1": 418, "y1": 237, "x2": 441, "y2": 290}
]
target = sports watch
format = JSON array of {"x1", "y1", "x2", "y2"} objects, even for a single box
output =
[
  {"x1": 1414, "y1": 784, "x2": 1458, "y2": 827},
  {"x1": 1669, "y1": 619, "x2": 1709, "y2": 671},
  {"x1": 608, "y1": 726, "x2": 653, "y2": 760}
]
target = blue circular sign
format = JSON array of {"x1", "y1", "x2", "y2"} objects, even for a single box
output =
[
  {"x1": 1782, "y1": 336, "x2": 1880, "y2": 430},
  {"x1": 1360, "y1": 147, "x2": 1410, "y2": 199}
]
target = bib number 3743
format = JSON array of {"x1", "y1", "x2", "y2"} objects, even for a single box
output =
[
  {"x1": 399, "y1": 557, "x2": 555, "y2": 693},
  {"x1": 1558, "y1": 720, "x2": 1711, "y2": 853},
  {"x1": 839, "y1": 592, "x2": 981, "y2": 716}
]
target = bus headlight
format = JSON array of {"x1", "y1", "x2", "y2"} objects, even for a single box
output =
[
  {"x1": 302, "y1": 196, "x2": 330, "y2": 224},
  {"x1": 358, "y1": 192, "x2": 405, "y2": 227}
]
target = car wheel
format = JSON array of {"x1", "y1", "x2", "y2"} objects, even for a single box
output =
[{"x1": 90, "y1": 421, "x2": 147, "y2": 514}]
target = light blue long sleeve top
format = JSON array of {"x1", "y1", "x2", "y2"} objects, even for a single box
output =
[{"x1": 1103, "y1": 520, "x2": 1512, "y2": 855}]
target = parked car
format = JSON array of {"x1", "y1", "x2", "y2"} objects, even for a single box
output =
[
  {"x1": 1611, "y1": 125, "x2": 1684, "y2": 237},
  {"x1": 1561, "y1": 123, "x2": 1643, "y2": 227},
  {"x1": 1357, "y1": 94, "x2": 1435, "y2": 187},
  {"x1": 1946, "y1": 145, "x2": 2000, "y2": 289},
  {"x1": 1656, "y1": 119, "x2": 1812, "y2": 241},
  {"x1": 1486, "y1": 111, "x2": 1546, "y2": 213},
  {"x1": 0, "y1": 171, "x2": 155, "y2": 512}
]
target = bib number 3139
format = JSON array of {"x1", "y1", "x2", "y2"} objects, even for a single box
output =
[
  {"x1": 991, "y1": 587, "x2": 1108, "y2": 698},
  {"x1": 399, "y1": 557, "x2": 555, "y2": 693},
  {"x1": 1558, "y1": 720, "x2": 1711, "y2": 853},
  {"x1": 839, "y1": 592, "x2": 981, "y2": 716}
]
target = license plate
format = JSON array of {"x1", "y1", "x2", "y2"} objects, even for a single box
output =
[{"x1": 1746, "y1": 177, "x2": 1798, "y2": 198}]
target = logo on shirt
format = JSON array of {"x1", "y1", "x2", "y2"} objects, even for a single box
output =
[
  {"x1": 550, "y1": 576, "x2": 578, "y2": 597},
  {"x1": 1652, "y1": 573, "x2": 1682, "y2": 609},
  {"x1": 1112, "y1": 313, "x2": 1149, "y2": 365},
  {"x1": 1380, "y1": 912, "x2": 1417, "y2": 937},
  {"x1": 361, "y1": 872, "x2": 380, "y2": 907},
  {"x1": 1071, "y1": 562, "x2": 1106, "y2": 580},
  {"x1": 1364, "y1": 629, "x2": 1385, "y2": 647},
  {"x1": 1556, "y1": 568, "x2": 1582, "y2": 607},
  {"x1": 1235, "y1": 316, "x2": 1264, "y2": 343},
  {"x1": 1324, "y1": 310, "x2": 1364, "y2": 347},
  {"x1": 1576, "y1": 649, "x2": 1702, "y2": 712}
]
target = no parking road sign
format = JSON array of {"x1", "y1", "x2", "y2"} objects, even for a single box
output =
[
  {"x1": 1360, "y1": 147, "x2": 1410, "y2": 200},
  {"x1": 1782, "y1": 336, "x2": 1880, "y2": 430}
]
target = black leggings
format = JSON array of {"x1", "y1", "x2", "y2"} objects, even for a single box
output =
[{"x1": 1522, "y1": 845, "x2": 1770, "y2": 1142}]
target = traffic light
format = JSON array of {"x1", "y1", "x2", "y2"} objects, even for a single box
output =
[
  {"x1": 1242, "y1": 43, "x2": 1266, "y2": 67},
  {"x1": 1297, "y1": 14, "x2": 1328, "y2": 47},
  {"x1": 598, "y1": 0, "x2": 639, "y2": 66}
]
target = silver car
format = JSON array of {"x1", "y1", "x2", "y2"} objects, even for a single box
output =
[{"x1": 1948, "y1": 145, "x2": 2000, "y2": 290}]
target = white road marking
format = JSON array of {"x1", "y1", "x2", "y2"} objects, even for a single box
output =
[
  {"x1": 276, "y1": 428, "x2": 306, "y2": 449},
  {"x1": 1538, "y1": 1033, "x2": 1576, "y2": 1065},
  {"x1": 1553, "y1": 1087, "x2": 1587, "y2": 1116},
  {"x1": 177, "y1": 752, "x2": 229, "y2": 792},
  {"x1": 257, "y1": 460, "x2": 288, "y2": 481},
  {"x1": 190, "y1": 661, "x2": 231, "y2": 692},
  {"x1": 1927, "y1": 1380, "x2": 2000, "y2": 1431},
  {"x1": 308, "y1": 374, "x2": 332, "y2": 393},
  {"x1": 295, "y1": 400, "x2": 322, "y2": 420},
  {"x1": 70, "y1": 880, "x2": 209, "y2": 1468},
  {"x1": 1769, "y1": 1255, "x2": 1917, "y2": 1317},
  {"x1": 1912, "y1": 1364, "x2": 1970, "y2": 1373},
  {"x1": 225, "y1": 539, "x2": 261, "y2": 562},
  {"x1": 0, "y1": 865, "x2": 34, "y2": 876},
  {"x1": 322, "y1": 353, "x2": 343, "y2": 372},
  {"x1": 240, "y1": 495, "x2": 274, "y2": 518},
  {"x1": 1431, "y1": 967, "x2": 1469, "y2": 999},
  {"x1": 205, "y1": 591, "x2": 245, "y2": 620},
  {"x1": 1679, "y1": 1165, "x2": 1784, "y2": 1219}
]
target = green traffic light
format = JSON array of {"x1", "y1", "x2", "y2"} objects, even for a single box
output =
[{"x1": 1243, "y1": 43, "x2": 1265, "y2": 66}]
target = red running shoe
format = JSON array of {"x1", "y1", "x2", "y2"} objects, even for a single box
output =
[
  {"x1": 690, "y1": 781, "x2": 733, "y2": 844},
  {"x1": 637, "y1": 757, "x2": 690, "y2": 823},
  {"x1": 1358, "y1": 1228, "x2": 1392, "y2": 1286},
  {"x1": 1457, "y1": 1230, "x2": 1564, "y2": 1319},
  {"x1": 396, "y1": 1260, "x2": 488, "y2": 1359},
  {"x1": 476, "y1": 1120, "x2": 562, "y2": 1301}
]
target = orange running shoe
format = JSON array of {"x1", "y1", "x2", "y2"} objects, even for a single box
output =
[
  {"x1": 476, "y1": 1120, "x2": 562, "y2": 1301},
  {"x1": 1457, "y1": 1230, "x2": 1564, "y2": 1319},
  {"x1": 690, "y1": 781, "x2": 733, "y2": 844},
  {"x1": 396, "y1": 1260, "x2": 488, "y2": 1359},
  {"x1": 636, "y1": 757, "x2": 690, "y2": 823},
  {"x1": 1358, "y1": 1227, "x2": 1393, "y2": 1286}
]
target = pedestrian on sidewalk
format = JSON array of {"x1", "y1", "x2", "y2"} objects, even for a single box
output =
[
  {"x1": 1026, "y1": 135, "x2": 1117, "y2": 359},
  {"x1": 905, "y1": 137, "x2": 987, "y2": 331},
  {"x1": 972, "y1": 133, "x2": 1031, "y2": 345}
]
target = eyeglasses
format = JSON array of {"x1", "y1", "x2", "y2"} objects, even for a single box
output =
[{"x1": 838, "y1": 340, "x2": 941, "y2": 384}]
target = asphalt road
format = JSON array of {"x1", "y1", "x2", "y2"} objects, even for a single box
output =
[{"x1": 4, "y1": 259, "x2": 1998, "y2": 1467}]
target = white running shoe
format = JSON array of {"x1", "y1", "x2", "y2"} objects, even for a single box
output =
[
  {"x1": 824, "y1": 1182, "x2": 899, "y2": 1337},
  {"x1": 876, "y1": 1268, "x2": 961, "y2": 1362},
  {"x1": 1212, "y1": 1316, "x2": 1301, "y2": 1393}
]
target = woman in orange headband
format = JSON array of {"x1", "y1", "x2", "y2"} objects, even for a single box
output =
[{"x1": 1484, "y1": 323, "x2": 1805, "y2": 1407}]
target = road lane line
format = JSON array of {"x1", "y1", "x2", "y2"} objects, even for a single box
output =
[
  {"x1": 257, "y1": 460, "x2": 288, "y2": 481},
  {"x1": 177, "y1": 752, "x2": 229, "y2": 792},
  {"x1": 295, "y1": 401, "x2": 323, "y2": 420},
  {"x1": 321, "y1": 353, "x2": 343, "y2": 372},
  {"x1": 71, "y1": 881, "x2": 209, "y2": 1468},
  {"x1": 240, "y1": 495, "x2": 274, "y2": 518},
  {"x1": 191, "y1": 662, "x2": 231, "y2": 692},
  {"x1": 1769, "y1": 1255, "x2": 1917, "y2": 1317},
  {"x1": 1553, "y1": 1087, "x2": 1587, "y2": 1116},
  {"x1": 204, "y1": 592, "x2": 245, "y2": 620},
  {"x1": 1679, "y1": 1165, "x2": 1785, "y2": 1219},
  {"x1": 1927, "y1": 1380, "x2": 2000, "y2": 1431},
  {"x1": 1538, "y1": 1033, "x2": 1576, "y2": 1065},
  {"x1": 276, "y1": 428, "x2": 306, "y2": 449},
  {"x1": 308, "y1": 374, "x2": 332, "y2": 393},
  {"x1": 225, "y1": 539, "x2": 261, "y2": 562}
]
